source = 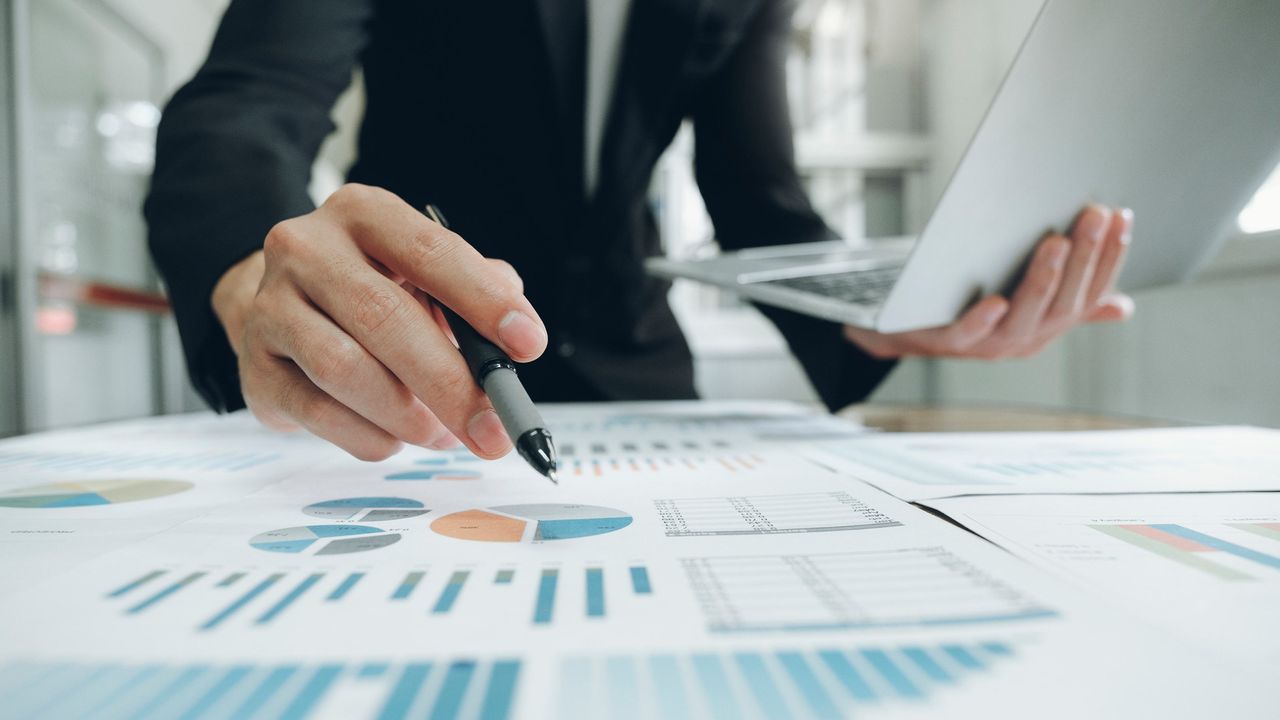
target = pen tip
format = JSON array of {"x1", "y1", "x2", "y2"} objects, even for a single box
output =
[{"x1": 547, "y1": 469, "x2": 559, "y2": 484}]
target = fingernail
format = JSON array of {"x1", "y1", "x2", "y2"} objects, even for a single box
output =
[
  {"x1": 983, "y1": 303, "x2": 1008, "y2": 324},
  {"x1": 497, "y1": 311, "x2": 546, "y2": 358},
  {"x1": 467, "y1": 409, "x2": 511, "y2": 457},
  {"x1": 1078, "y1": 206, "x2": 1111, "y2": 241}
]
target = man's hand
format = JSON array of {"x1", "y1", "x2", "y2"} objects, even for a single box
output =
[
  {"x1": 211, "y1": 184, "x2": 547, "y2": 461},
  {"x1": 844, "y1": 205, "x2": 1133, "y2": 360}
]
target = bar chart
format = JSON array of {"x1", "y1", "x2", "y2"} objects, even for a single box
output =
[
  {"x1": 0, "y1": 657, "x2": 521, "y2": 720},
  {"x1": 0, "y1": 478, "x2": 192, "y2": 508},
  {"x1": 565, "y1": 451, "x2": 768, "y2": 478},
  {"x1": 103, "y1": 562, "x2": 659, "y2": 631},
  {"x1": 682, "y1": 547, "x2": 1055, "y2": 632},
  {"x1": 248, "y1": 525, "x2": 402, "y2": 555},
  {"x1": 0, "y1": 448, "x2": 280, "y2": 474},
  {"x1": 431, "y1": 504, "x2": 632, "y2": 543},
  {"x1": 1092, "y1": 523, "x2": 1280, "y2": 581},
  {"x1": 557, "y1": 640, "x2": 1017, "y2": 720},
  {"x1": 545, "y1": 409, "x2": 862, "y2": 441},
  {"x1": 385, "y1": 468, "x2": 482, "y2": 481},
  {"x1": 654, "y1": 491, "x2": 900, "y2": 536},
  {"x1": 302, "y1": 497, "x2": 429, "y2": 522}
]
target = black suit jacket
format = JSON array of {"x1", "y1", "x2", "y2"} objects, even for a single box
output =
[{"x1": 145, "y1": 0, "x2": 896, "y2": 412}]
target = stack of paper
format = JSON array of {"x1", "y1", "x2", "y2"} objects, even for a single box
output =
[{"x1": 0, "y1": 403, "x2": 1276, "y2": 719}]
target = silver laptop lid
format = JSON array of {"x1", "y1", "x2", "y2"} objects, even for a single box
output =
[{"x1": 877, "y1": 0, "x2": 1280, "y2": 332}]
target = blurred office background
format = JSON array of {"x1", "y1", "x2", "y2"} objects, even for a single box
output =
[{"x1": 2, "y1": 0, "x2": 1278, "y2": 439}]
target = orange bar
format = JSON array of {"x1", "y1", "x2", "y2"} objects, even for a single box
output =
[{"x1": 1120, "y1": 524, "x2": 1214, "y2": 552}]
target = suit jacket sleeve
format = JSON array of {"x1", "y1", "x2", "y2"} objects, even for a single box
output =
[
  {"x1": 689, "y1": 0, "x2": 897, "y2": 411},
  {"x1": 144, "y1": 0, "x2": 373, "y2": 411}
]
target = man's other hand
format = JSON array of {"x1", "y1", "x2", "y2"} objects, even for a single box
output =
[
  {"x1": 211, "y1": 184, "x2": 547, "y2": 461},
  {"x1": 843, "y1": 205, "x2": 1134, "y2": 360}
]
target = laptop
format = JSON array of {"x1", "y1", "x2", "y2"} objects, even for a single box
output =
[{"x1": 646, "y1": 0, "x2": 1280, "y2": 333}]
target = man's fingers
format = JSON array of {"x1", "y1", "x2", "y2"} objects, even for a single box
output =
[
  {"x1": 992, "y1": 235, "x2": 1070, "y2": 343},
  {"x1": 261, "y1": 292, "x2": 456, "y2": 450},
  {"x1": 1046, "y1": 205, "x2": 1111, "y2": 324},
  {"x1": 843, "y1": 296, "x2": 1007, "y2": 359},
  {"x1": 842, "y1": 324, "x2": 901, "y2": 359},
  {"x1": 321, "y1": 185, "x2": 547, "y2": 362},
  {"x1": 296, "y1": 259, "x2": 511, "y2": 459},
  {"x1": 938, "y1": 296, "x2": 1009, "y2": 354},
  {"x1": 244, "y1": 353, "x2": 403, "y2": 462},
  {"x1": 1085, "y1": 209, "x2": 1133, "y2": 309},
  {"x1": 1085, "y1": 293, "x2": 1135, "y2": 323}
]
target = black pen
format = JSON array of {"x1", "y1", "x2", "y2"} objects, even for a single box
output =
[{"x1": 423, "y1": 205, "x2": 558, "y2": 483}]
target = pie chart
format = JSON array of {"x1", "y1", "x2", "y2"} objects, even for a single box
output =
[
  {"x1": 0, "y1": 479, "x2": 192, "y2": 508},
  {"x1": 249, "y1": 525, "x2": 401, "y2": 555},
  {"x1": 385, "y1": 468, "x2": 481, "y2": 481},
  {"x1": 431, "y1": 503, "x2": 633, "y2": 543},
  {"x1": 303, "y1": 497, "x2": 429, "y2": 521}
]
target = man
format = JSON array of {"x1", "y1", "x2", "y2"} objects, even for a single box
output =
[{"x1": 145, "y1": 0, "x2": 1133, "y2": 463}]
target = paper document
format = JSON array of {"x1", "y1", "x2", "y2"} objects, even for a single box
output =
[
  {"x1": 925, "y1": 492, "x2": 1280, "y2": 670},
  {"x1": 807, "y1": 426, "x2": 1280, "y2": 500},
  {"x1": 0, "y1": 403, "x2": 1271, "y2": 718},
  {"x1": 0, "y1": 412, "x2": 334, "y2": 597}
]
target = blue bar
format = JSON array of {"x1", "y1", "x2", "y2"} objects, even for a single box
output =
[
  {"x1": 359, "y1": 663, "x2": 390, "y2": 678},
  {"x1": 201, "y1": 574, "x2": 284, "y2": 630},
  {"x1": 280, "y1": 665, "x2": 342, "y2": 720},
  {"x1": 817, "y1": 650, "x2": 878, "y2": 702},
  {"x1": 860, "y1": 649, "x2": 923, "y2": 699},
  {"x1": 377, "y1": 662, "x2": 432, "y2": 720},
  {"x1": 127, "y1": 572, "x2": 206, "y2": 614},
  {"x1": 603, "y1": 658, "x2": 639, "y2": 720},
  {"x1": 146, "y1": 665, "x2": 229, "y2": 719},
  {"x1": 534, "y1": 569, "x2": 558, "y2": 624},
  {"x1": 558, "y1": 658, "x2": 595, "y2": 720},
  {"x1": 1153, "y1": 524, "x2": 1280, "y2": 569},
  {"x1": 732, "y1": 653, "x2": 791, "y2": 719},
  {"x1": 329, "y1": 572, "x2": 365, "y2": 600},
  {"x1": 0, "y1": 662, "x2": 46, "y2": 700},
  {"x1": 777, "y1": 652, "x2": 840, "y2": 718},
  {"x1": 107, "y1": 570, "x2": 166, "y2": 598},
  {"x1": 433, "y1": 571, "x2": 469, "y2": 614},
  {"x1": 129, "y1": 665, "x2": 210, "y2": 718},
  {"x1": 257, "y1": 573, "x2": 324, "y2": 624},
  {"x1": 981, "y1": 642, "x2": 1013, "y2": 657},
  {"x1": 216, "y1": 572, "x2": 246, "y2": 588},
  {"x1": 233, "y1": 665, "x2": 299, "y2": 717},
  {"x1": 628, "y1": 567, "x2": 652, "y2": 594},
  {"x1": 494, "y1": 569, "x2": 515, "y2": 584},
  {"x1": 691, "y1": 654, "x2": 740, "y2": 720},
  {"x1": 8, "y1": 664, "x2": 99, "y2": 718},
  {"x1": 177, "y1": 665, "x2": 253, "y2": 720},
  {"x1": 478, "y1": 660, "x2": 521, "y2": 720},
  {"x1": 392, "y1": 571, "x2": 425, "y2": 600},
  {"x1": 941, "y1": 645, "x2": 985, "y2": 671},
  {"x1": 95, "y1": 667, "x2": 187, "y2": 720},
  {"x1": 586, "y1": 568, "x2": 605, "y2": 618},
  {"x1": 429, "y1": 661, "x2": 477, "y2": 720},
  {"x1": 902, "y1": 647, "x2": 953, "y2": 683},
  {"x1": 41, "y1": 666, "x2": 138, "y2": 720},
  {"x1": 86, "y1": 666, "x2": 162, "y2": 716},
  {"x1": 647, "y1": 656, "x2": 690, "y2": 720}
]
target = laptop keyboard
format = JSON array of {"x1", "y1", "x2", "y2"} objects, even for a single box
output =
[{"x1": 763, "y1": 267, "x2": 902, "y2": 306}]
